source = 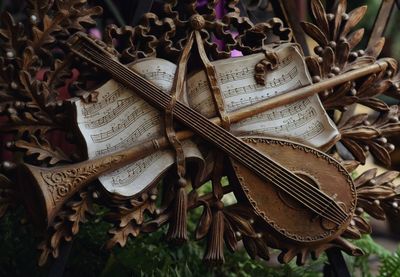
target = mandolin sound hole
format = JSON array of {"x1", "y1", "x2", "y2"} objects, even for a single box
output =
[{"x1": 277, "y1": 171, "x2": 321, "y2": 211}]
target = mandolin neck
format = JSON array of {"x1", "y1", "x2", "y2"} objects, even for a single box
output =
[
  {"x1": 90, "y1": 53, "x2": 280, "y2": 180},
  {"x1": 70, "y1": 37, "x2": 347, "y2": 224}
]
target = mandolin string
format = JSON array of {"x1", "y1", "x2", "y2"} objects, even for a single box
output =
[
  {"x1": 82, "y1": 47, "x2": 347, "y2": 224},
  {"x1": 83, "y1": 48, "x2": 347, "y2": 224},
  {"x1": 170, "y1": 95, "x2": 346, "y2": 220},
  {"x1": 89, "y1": 52, "x2": 346, "y2": 225},
  {"x1": 174, "y1": 102, "x2": 347, "y2": 223},
  {"x1": 83, "y1": 48, "x2": 348, "y2": 224}
]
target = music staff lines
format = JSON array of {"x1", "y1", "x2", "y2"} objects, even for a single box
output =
[
  {"x1": 301, "y1": 122, "x2": 324, "y2": 140},
  {"x1": 110, "y1": 152, "x2": 163, "y2": 187},
  {"x1": 142, "y1": 70, "x2": 174, "y2": 83},
  {"x1": 74, "y1": 46, "x2": 340, "y2": 196},
  {"x1": 237, "y1": 107, "x2": 317, "y2": 135},
  {"x1": 226, "y1": 79, "x2": 302, "y2": 111},
  {"x1": 217, "y1": 54, "x2": 293, "y2": 85},
  {"x1": 188, "y1": 56, "x2": 294, "y2": 99},
  {"x1": 81, "y1": 85, "x2": 125, "y2": 117},
  {"x1": 188, "y1": 80, "x2": 209, "y2": 98},
  {"x1": 95, "y1": 115, "x2": 161, "y2": 156},
  {"x1": 84, "y1": 96, "x2": 138, "y2": 129},
  {"x1": 192, "y1": 98, "x2": 215, "y2": 115},
  {"x1": 91, "y1": 105, "x2": 157, "y2": 143},
  {"x1": 235, "y1": 98, "x2": 311, "y2": 127},
  {"x1": 191, "y1": 79, "x2": 303, "y2": 118},
  {"x1": 223, "y1": 66, "x2": 298, "y2": 99}
]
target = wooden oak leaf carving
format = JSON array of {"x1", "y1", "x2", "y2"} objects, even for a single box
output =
[
  {"x1": 0, "y1": 123, "x2": 52, "y2": 138},
  {"x1": 104, "y1": 192, "x2": 157, "y2": 250},
  {"x1": 38, "y1": 210, "x2": 74, "y2": 266},
  {"x1": 106, "y1": 223, "x2": 140, "y2": 248},
  {"x1": 353, "y1": 216, "x2": 372, "y2": 234},
  {"x1": 117, "y1": 198, "x2": 156, "y2": 227},
  {"x1": 38, "y1": 187, "x2": 96, "y2": 266},
  {"x1": 37, "y1": 241, "x2": 52, "y2": 267},
  {"x1": 22, "y1": 47, "x2": 41, "y2": 73},
  {"x1": 116, "y1": 206, "x2": 147, "y2": 227},
  {"x1": 57, "y1": 1, "x2": 102, "y2": 31},
  {"x1": 332, "y1": 0, "x2": 346, "y2": 39},
  {"x1": 50, "y1": 216, "x2": 73, "y2": 251},
  {"x1": 359, "y1": 98, "x2": 389, "y2": 112},
  {"x1": 15, "y1": 135, "x2": 70, "y2": 165},
  {"x1": 0, "y1": 12, "x2": 26, "y2": 51},
  {"x1": 67, "y1": 5, "x2": 103, "y2": 30},
  {"x1": 31, "y1": 24, "x2": 57, "y2": 47},
  {"x1": 357, "y1": 198, "x2": 386, "y2": 220},
  {"x1": 18, "y1": 71, "x2": 57, "y2": 123},
  {"x1": 27, "y1": 0, "x2": 53, "y2": 20},
  {"x1": 66, "y1": 192, "x2": 93, "y2": 235}
]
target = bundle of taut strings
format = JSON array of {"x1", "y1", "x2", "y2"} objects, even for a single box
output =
[{"x1": 70, "y1": 32, "x2": 348, "y2": 227}]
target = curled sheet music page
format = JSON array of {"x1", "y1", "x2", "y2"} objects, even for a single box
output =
[
  {"x1": 187, "y1": 44, "x2": 340, "y2": 149},
  {"x1": 74, "y1": 58, "x2": 204, "y2": 197}
]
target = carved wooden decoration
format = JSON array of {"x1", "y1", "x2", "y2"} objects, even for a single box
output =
[{"x1": 1, "y1": 0, "x2": 400, "y2": 268}]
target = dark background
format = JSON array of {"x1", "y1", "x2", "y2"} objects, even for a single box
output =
[{"x1": 0, "y1": 1, "x2": 400, "y2": 276}]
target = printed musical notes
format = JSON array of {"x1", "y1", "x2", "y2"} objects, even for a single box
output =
[
  {"x1": 84, "y1": 97, "x2": 138, "y2": 129},
  {"x1": 73, "y1": 44, "x2": 339, "y2": 196},
  {"x1": 75, "y1": 58, "x2": 203, "y2": 196},
  {"x1": 81, "y1": 85, "x2": 125, "y2": 117},
  {"x1": 235, "y1": 106, "x2": 319, "y2": 139},
  {"x1": 187, "y1": 44, "x2": 339, "y2": 149},
  {"x1": 217, "y1": 54, "x2": 293, "y2": 85}
]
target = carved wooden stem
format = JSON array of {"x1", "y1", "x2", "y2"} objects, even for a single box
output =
[{"x1": 20, "y1": 59, "x2": 389, "y2": 227}]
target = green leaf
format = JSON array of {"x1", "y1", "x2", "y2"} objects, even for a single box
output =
[{"x1": 379, "y1": 247, "x2": 400, "y2": 277}]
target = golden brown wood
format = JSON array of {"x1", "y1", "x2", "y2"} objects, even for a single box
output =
[
  {"x1": 230, "y1": 137, "x2": 356, "y2": 243},
  {"x1": 19, "y1": 138, "x2": 163, "y2": 227},
  {"x1": 19, "y1": 56, "x2": 390, "y2": 227},
  {"x1": 2, "y1": 0, "x2": 400, "y2": 267},
  {"x1": 21, "y1": 34, "x2": 358, "y2": 255},
  {"x1": 228, "y1": 60, "x2": 390, "y2": 124}
]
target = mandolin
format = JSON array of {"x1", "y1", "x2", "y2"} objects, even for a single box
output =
[{"x1": 66, "y1": 32, "x2": 356, "y2": 244}]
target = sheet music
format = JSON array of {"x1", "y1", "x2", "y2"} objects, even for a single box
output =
[
  {"x1": 187, "y1": 44, "x2": 340, "y2": 148},
  {"x1": 75, "y1": 58, "x2": 203, "y2": 196}
]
